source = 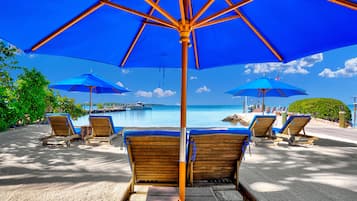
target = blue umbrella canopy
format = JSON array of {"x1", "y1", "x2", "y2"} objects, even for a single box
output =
[
  {"x1": 49, "y1": 73, "x2": 130, "y2": 94},
  {"x1": 0, "y1": 1, "x2": 356, "y2": 199},
  {"x1": 0, "y1": 1, "x2": 356, "y2": 68},
  {"x1": 226, "y1": 78, "x2": 307, "y2": 97},
  {"x1": 49, "y1": 73, "x2": 130, "y2": 113},
  {"x1": 226, "y1": 78, "x2": 307, "y2": 114}
]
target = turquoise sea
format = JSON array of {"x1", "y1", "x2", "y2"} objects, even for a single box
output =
[
  {"x1": 74, "y1": 105, "x2": 244, "y2": 128},
  {"x1": 73, "y1": 105, "x2": 356, "y2": 128}
]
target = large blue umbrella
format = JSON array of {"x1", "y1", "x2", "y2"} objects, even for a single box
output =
[
  {"x1": 226, "y1": 78, "x2": 307, "y2": 114},
  {"x1": 0, "y1": 1, "x2": 356, "y2": 199},
  {"x1": 49, "y1": 73, "x2": 130, "y2": 113}
]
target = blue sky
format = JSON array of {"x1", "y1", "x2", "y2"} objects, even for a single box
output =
[{"x1": 15, "y1": 44, "x2": 357, "y2": 106}]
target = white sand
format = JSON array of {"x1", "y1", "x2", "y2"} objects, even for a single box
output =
[
  {"x1": 0, "y1": 117, "x2": 353, "y2": 201},
  {"x1": 0, "y1": 125, "x2": 131, "y2": 201}
]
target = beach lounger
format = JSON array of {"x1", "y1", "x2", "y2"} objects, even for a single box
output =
[
  {"x1": 249, "y1": 115, "x2": 282, "y2": 144},
  {"x1": 273, "y1": 115, "x2": 318, "y2": 145},
  {"x1": 86, "y1": 115, "x2": 123, "y2": 144},
  {"x1": 187, "y1": 129, "x2": 250, "y2": 190},
  {"x1": 124, "y1": 130, "x2": 180, "y2": 193},
  {"x1": 42, "y1": 113, "x2": 81, "y2": 147}
]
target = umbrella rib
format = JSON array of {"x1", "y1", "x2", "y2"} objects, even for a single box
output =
[
  {"x1": 120, "y1": 0, "x2": 161, "y2": 67},
  {"x1": 188, "y1": 0, "x2": 200, "y2": 69},
  {"x1": 145, "y1": 0, "x2": 179, "y2": 27},
  {"x1": 193, "y1": 0, "x2": 252, "y2": 28},
  {"x1": 194, "y1": 15, "x2": 241, "y2": 28},
  {"x1": 190, "y1": 0, "x2": 215, "y2": 26},
  {"x1": 103, "y1": 0, "x2": 177, "y2": 29},
  {"x1": 329, "y1": 0, "x2": 357, "y2": 10},
  {"x1": 31, "y1": 1, "x2": 105, "y2": 51},
  {"x1": 225, "y1": 0, "x2": 283, "y2": 61}
]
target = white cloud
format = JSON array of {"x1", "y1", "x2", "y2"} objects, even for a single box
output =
[
  {"x1": 196, "y1": 85, "x2": 211, "y2": 93},
  {"x1": 135, "y1": 90, "x2": 153, "y2": 98},
  {"x1": 121, "y1": 69, "x2": 130, "y2": 74},
  {"x1": 153, "y1": 88, "x2": 176, "y2": 97},
  {"x1": 318, "y1": 57, "x2": 357, "y2": 78},
  {"x1": 135, "y1": 88, "x2": 176, "y2": 98},
  {"x1": 245, "y1": 53, "x2": 323, "y2": 75},
  {"x1": 116, "y1": 81, "x2": 124, "y2": 87},
  {"x1": 190, "y1": 76, "x2": 198, "y2": 80}
]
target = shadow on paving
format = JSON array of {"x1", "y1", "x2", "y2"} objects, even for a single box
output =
[
  {"x1": 0, "y1": 125, "x2": 131, "y2": 186},
  {"x1": 240, "y1": 140, "x2": 357, "y2": 201}
]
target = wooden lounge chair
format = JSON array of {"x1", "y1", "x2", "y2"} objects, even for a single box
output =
[
  {"x1": 273, "y1": 115, "x2": 318, "y2": 145},
  {"x1": 124, "y1": 130, "x2": 180, "y2": 193},
  {"x1": 187, "y1": 129, "x2": 250, "y2": 190},
  {"x1": 42, "y1": 113, "x2": 81, "y2": 147},
  {"x1": 248, "y1": 115, "x2": 282, "y2": 144},
  {"x1": 249, "y1": 115, "x2": 276, "y2": 137},
  {"x1": 86, "y1": 115, "x2": 123, "y2": 144}
]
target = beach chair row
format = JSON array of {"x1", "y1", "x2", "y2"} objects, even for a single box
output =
[
  {"x1": 43, "y1": 114, "x2": 123, "y2": 146},
  {"x1": 124, "y1": 128, "x2": 250, "y2": 193},
  {"x1": 124, "y1": 115, "x2": 318, "y2": 196}
]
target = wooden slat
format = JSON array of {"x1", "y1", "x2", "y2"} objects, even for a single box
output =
[{"x1": 188, "y1": 133, "x2": 248, "y2": 189}]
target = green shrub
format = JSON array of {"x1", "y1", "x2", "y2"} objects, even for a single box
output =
[{"x1": 289, "y1": 98, "x2": 351, "y2": 123}]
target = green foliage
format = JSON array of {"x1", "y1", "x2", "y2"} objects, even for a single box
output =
[
  {"x1": 0, "y1": 41, "x2": 22, "y2": 131},
  {"x1": 96, "y1": 103, "x2": 104, "y2": 109},
  {"x1": 15, "y1": 68, "x2": 49, "y2": 124},
  {"x1": 0, "y1": 41, "x2": 86, "y2": 131},
  {"x1": 289, "y1": 98, "x2": 351, "y2": 122}
]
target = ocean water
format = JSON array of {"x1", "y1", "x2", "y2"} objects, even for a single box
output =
[
  {"x1": 73, "y1": 104, "x2": 356, "y2": 128},
  {"x1": 73, "y1": 105, "x2": 244, "y2": 128}
]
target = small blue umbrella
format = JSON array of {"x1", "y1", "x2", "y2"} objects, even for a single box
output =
[
  {"x1": 226, "y1": 78, "x2": 307, "y2": 114},
  {"x1": 49, "y1": 73, "x2": 130, "y2": 113}
]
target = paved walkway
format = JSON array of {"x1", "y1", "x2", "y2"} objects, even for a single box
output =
[{"x1": 240, "y1": 136, "x2": 357, "y2": 201}]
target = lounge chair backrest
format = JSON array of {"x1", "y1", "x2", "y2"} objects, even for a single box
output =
[
  {"x1": 124, "y1": 130, "x2": 180, "y2": 185},
  {"x1": 89, "y1": 116, "x2": 115, "y2": 137},
  {"x1": 188, "y1": 129, "x2": 250, "y2": 188},
  {"x1": 280, "y1": 115, "x2": 311, "y2": 135},
  {"x1": 248, "y1": 115, "x2": 276, "y2": 137},
  {"x1": 47, "y1": 113, "x2": 75, "y2": 136}
]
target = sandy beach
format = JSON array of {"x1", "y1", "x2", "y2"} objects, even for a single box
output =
[
  {"x1": 0, "y1": 125, "x2": 131, "y2": 201},
  {"x1": 1, "y1": 115, "x2": 356, "y2": 201}
]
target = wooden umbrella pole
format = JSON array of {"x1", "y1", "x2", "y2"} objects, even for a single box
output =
[
  {"x1": 179, "y1": 29, "x2": 189, "y2": 201},
  {"x1": 89, "y1": 86, "x2": 93, "y2": 114}
]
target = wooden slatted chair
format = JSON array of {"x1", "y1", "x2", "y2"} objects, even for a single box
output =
[
  {"x1": 42, "y1": 113, "x2": 81, "y2": 147},
  {"x1": 249, "y1": 115, "x2": 282, "y2": 144},
  {"x1": 87, "y1": 115, "x2": 123, "y2": 144},
  {"x1": 187, "y1": 129, "x2": 250, "y2": 190},
  {"x1": 124, "y1": 130, "x2": 180, "y2": 193},
  {"x1": 273, "y1": 115, "x2": 318, "y2": 145}
]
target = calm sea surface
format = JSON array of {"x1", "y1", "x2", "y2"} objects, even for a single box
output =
[
  {"x1": 73, "y1": 105, "x2": 244, "y2": 128},
  {"x1": 73, "y1": 105, "x2": 356, "y2": 128}
]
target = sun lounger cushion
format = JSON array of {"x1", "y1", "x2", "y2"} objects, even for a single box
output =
[
  {"x1": 124, "y1": 130, "x2": 180, "y2": 145},
  {"x1": 190, "y1": 128, "x2": 250, "y2": 136}
]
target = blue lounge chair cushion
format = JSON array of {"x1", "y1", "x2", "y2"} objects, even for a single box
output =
[
  {"x1": 113, "y1": 127, "x2": 124, "y2": 134},
  {"x1": 189, "y1": 128, "x2": 250, "y2": 135},
  {"x1": 273, "y1": 115, "x2": 311, "y2": 134},
  {"x1": 123, "y1": 130, "x2": 180, "y2": 145},
  {"x1": 248, "y1": 115, "x2": 276, "y2": 130}
]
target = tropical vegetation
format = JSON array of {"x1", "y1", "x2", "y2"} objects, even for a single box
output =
[
  {"x1": 0, "y1": 41, "x2": 86, "y2": 131},
  {"x1": 289, "y1": 98, "x2": 351, "y2": 124}
]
